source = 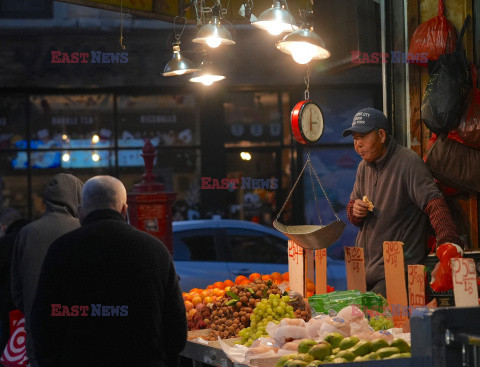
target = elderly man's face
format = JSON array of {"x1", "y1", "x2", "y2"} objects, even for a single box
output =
[{"x1": 353, "y1": 129, "x2": 387, "y2": 163}]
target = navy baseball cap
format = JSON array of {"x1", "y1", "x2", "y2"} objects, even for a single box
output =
[{"x1": 342, "y1": 108, "x2": 390, "y2": 137}]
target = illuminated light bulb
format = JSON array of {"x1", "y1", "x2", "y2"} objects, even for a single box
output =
[
  {"x1": 201, "y1": 76, "x2": 215, "y2": 86},
  {"x1": 173, "y1": 69, "x2": 187, "y2": 75},
  {"x1": 92, "y1": 134, "x2": 100, "y2": 144},
  {"x1": 240, "y1": 152, "x2": 252, "y2": 160},
  {"x1": 267, "y1": 21, "x2": 284, "y2": 36},
  {"x1": 91, "y1": 153, "x2": 100, "y2": 162},
  {"x1": 290, "y1": 42, "x2": 315, "y2": 64},
  {"x1": 62, "y1": 134, "x2": 68, "y2": 140},
  {"x1": 206, "y1": 36, "x2": 222, "y2": 48},
  {"x1": 62, "y1": 153, "x2": 70, "y2": 162}
]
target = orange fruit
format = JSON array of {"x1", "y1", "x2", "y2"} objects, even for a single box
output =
[
  {"x1": 189, "y1": 288, "x2": 202, "y2": 294},
  {"x1": 249, "y1": 273, "x2": 261, "y2": 282},
  {"x1": 235, "y1": 275, "x2": 248, "y2": 284},
  {"x1": 213, "y1": 281, "x2": 225, "y2": 290},
  {"x1": 213, "y1": 288, "x2": 224, "y2": 297},
  {"x1": 224, "y1": 279, "x2": 234, "y2": 287},
  {"x1": 271, "y1": 272, "x2": 283, "y2": 284},
  {"x1": 201, "y1": 290, "x2": 209, "y2": 299},
  {"x1": 184, "y1": 301, "x2": 194, "y2": 312},
  {"x1": 282, "y1": 272, "x2": 289, "y2": 281},
  {"x1": 191, "y1": 296, "x2": 202, "y2": 306},
  {"x1": 206, "y1": 285, "x2": 213, "y2": 290},
  {"x1": 240, "y1": 279, "x2": 250, "y2": 285},
  {"x1": 203, "y1": 296, "x2": 214, "y2": 304},
  {"x1": 188, "y1": 309, "x2": 197, "y2": 317},
  {"x1": 306, "y1": 291, "x2": 314, "y2": 298},
  {"x1": 306, "y1": 282, "x2": 315, "y2": 292},
  {"x1": 261, "y1": 274, "x2": 272, "y2": 282},
  {"x1": 224, "y1": 286, "x2": 231, "y2": 292}
]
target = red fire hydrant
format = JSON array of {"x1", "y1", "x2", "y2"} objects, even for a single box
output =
[{"x1": 127, "y1": 139, "x2": 177, "y2": 254}]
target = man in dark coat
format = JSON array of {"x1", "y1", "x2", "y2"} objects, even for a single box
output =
[
  {"x1": 0, "y1": 208, "x2": 30, "y2": 352},
  {"x1": 31, "y1": 175, "x2": 187, "y2": 367},
  {"x1": 11, "y1": 173, "x2": 83, "y2": 366}
]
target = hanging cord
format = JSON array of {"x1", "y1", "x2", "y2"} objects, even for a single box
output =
[
  {"x1": 307, "y1": 159, "x2": 341, "y2": 221},
  {"x1": 275, "y1": 156, "x2": 310, "y2": 221},
  {"x1": 306, "y1": 149, "x2": 323, "y2": 225},
  {"x1": 173, "y1": 16, "x2": 188, "y2": 42},
  {"x1": 304, "y1": 64, "x2": 310, "y2": 100},
  {"x1": 120, "y1": 0, "x2": 126, "y2": 50}
]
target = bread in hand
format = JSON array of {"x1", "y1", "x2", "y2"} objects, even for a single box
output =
[{"x1": 362, "y1": 196, "x2": 374, "y2": 211}]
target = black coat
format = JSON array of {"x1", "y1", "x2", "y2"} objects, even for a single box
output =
[{"x1": 31, "y1": 209, "x2": 187, "y2": 367}]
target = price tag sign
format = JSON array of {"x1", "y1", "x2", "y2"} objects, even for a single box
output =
[
  {"x1": 451, "y1": 258, "x2": 479, "y2": 307},
  {"x1": 315, "y1": 248, "x2": 327, "y2": 294},
  {"x1": 288, "y1": 240, "x2": 305, "y2": 296},
  {"x1": 408, "y1": 265, "x2": 426, "y2": 307},
  {"x1": 344, "y1": 247, "x2": 366, "y2": 292},
  {"x1": 383, "y1": 241, "x2": 409, "y2": 327}
]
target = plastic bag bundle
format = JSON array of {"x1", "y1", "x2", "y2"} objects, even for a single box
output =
[
  {"x1": 266, "y1": 318, "x2": 309, "y2": 346},
  {"x1": 408, "y1": 0, "x2": 456, "y2": 65},
  {"x1": 306, "y1": 314, "x2": 328, "y2": 339},
  {"x1": 453, "y1": 64, "x2": 480, "y2": 148},
  {"x1": 318, "y1": 316, "x2": 351, "y2": 340},
  {"x1": 430, "y1": 243, "x2": 463, "y2": 292}
]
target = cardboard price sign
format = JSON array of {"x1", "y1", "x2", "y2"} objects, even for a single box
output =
[
  {"x1": 408, "y1": 265, "x2": 426, "y2": 307},
  {"x1": 451, "y1": 258, "x2": 479, "y2": 307},
  {"x1": 315, "y1": 248, "x2": 327, "y2": 294},
  {"x1": 383, "y1": 241, "x2": 409, "y2": 327},
  {"x1": 288, "y1": 240, "x2": 305, "y2": 297},
  {"x1": 344, "y1": 247, "x2": 366, "y2": 292}
]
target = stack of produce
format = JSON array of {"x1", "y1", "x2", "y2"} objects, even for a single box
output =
[
  {"x1": 204, "y1": 279, "x2": 285, "y2": 341},
  {"x1": 275, "y1": 334, "x2": 411, "y2": 366}
]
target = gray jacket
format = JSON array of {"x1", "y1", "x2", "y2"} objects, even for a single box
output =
[
  {"x1": 350, "y1": 138, "x2": 443, "y2": 288},
  {"x1": 11, "y1": 173, "x2": 83, "y2": 359}
]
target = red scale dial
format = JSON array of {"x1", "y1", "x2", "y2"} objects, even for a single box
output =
[{"x1": 291, "y1": 100, "x2": 325, "y2": 145}]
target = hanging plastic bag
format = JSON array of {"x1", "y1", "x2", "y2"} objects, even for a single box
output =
[
  {"x1": 0, "y1": 311, "x2": 29, "y2": 367},
  {"x1": 450, "y1": 64, "x2": 480, "y2": 148},
  {"x1": 407, "y1": 0, "x2": 456, "y2": 65},
  {"x1": 430, "y1": 243, "x2": 463, "y2": 292},
  {"x1": 421, "y1": 15, "x2": 471, "y2": 134}
]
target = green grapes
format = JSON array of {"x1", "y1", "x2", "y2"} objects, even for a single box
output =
[
  {"x1": 239, "y1": 294, "x2": 296, "y2": 346},
  {"x1": 369, "y1": 315, "x2": 395, "y2": 331}
]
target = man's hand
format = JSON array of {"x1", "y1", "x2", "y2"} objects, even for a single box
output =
[{"x1": 352, "y1": 199, "x2": 370, "y2": 219}]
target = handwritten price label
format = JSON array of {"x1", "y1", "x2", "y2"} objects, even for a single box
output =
[
  {"x1": 408, "y1": 265, "x2": 425, "y2": 307},
  {"x1": 385, "y1": 242, "x2": 402, "y2": 268},
  {"x1": 288, "y1": 240, "x2": 305, "y2": 296},
  {"x1": 344, "y1": 247, "x2": 366, "y2": 292},
  {"x1": 451, "y1": 258, "x2": 479, "y2": 307},
  {"x1": 383, "y1": 241, "x2": 408, "y2": 328},
  {"x1": 315, "y1": 249, "x2": 327, "y2": 294}
]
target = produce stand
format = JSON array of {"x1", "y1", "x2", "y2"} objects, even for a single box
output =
[{"x1": 181, "y1": 306, "x2": 480, "y2": 367}]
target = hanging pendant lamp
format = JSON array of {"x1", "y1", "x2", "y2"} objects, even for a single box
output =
[
  {"x1": 276, "y1": 26, "x2": 330, "y2": 64},
  {"x1": 189, "y1": 58, "x2": 225, "y2": 86},
  {"x1": 252, "y1": 0, "x2": 298, "y2": 36},
  {"x1": 192, "y1": 16, "x2": 236, "y2": 48},
  {"x1": 163, "y1": 42, "x2": 198, "y2": 76}
]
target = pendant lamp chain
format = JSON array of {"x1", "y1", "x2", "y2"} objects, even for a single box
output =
[
  {"x1": 173, "y1": 16, "x2": 187, "y2": 42},
  {"x1": 304, "y1": 64, "x2": 310, "y2": 100}
]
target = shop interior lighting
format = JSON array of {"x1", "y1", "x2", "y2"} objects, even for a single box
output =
[
  {"x1": 62, "y1": 134, "x2": 68, "y2": 141},
  {"x1": 276, "y1": 12, "x2": 330, "y2": 64},
  {"x1": 163, "y1": 41, "x2": 198, "y2": 76},
  {"x1": 189, "y1": 57, "x2": 225, "y2": 86},
  {"x1": 252, "y1": 0, "x2": 298, "y2": 36},
  {"x1": 91, "y1": 152, "x2": 100, "y2": 162},
  {"x1": 192, "y1": 5, "x2": 235, "y2": 48},
  {"x1": 240, "y1": 152, "x2": 252, "y2": 160},
  {"x1": 62, "y1": 152, "x2": 70, "y2": 162},
  {"x1": 92, "y1": 134, "x2": 100, "y2": 144}
]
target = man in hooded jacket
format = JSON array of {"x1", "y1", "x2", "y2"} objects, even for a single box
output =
[{"x1": 11, "y1": 173, "x2": 83, "y2": 367}]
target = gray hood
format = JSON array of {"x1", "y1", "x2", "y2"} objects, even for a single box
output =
[{"x1": 44, "y1": 173, "x2": 84, "y2": 217}]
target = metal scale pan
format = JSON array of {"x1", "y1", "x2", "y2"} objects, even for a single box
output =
[{"x1": 274, "y1": 156, "x2": 346, "y2": 250}]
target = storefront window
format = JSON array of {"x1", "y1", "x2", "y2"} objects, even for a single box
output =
[
  {"x1": 116, "y1": 94, "x2": 199, "y2": 148},
  {"x1": 29, "y1": 94, "x2": 114, "y2": 150}
]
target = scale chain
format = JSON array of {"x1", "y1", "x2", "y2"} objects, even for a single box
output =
[{"x1": 308, "y1": 160, "x2": 341, "y2": 221}]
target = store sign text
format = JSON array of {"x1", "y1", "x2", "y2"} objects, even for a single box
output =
[
  {"x1": 51, "y1": 51, "x2": 129, "y2": 64},
  {"x1": 201, "y1": 177, "x2": 278, "y2": 190}
]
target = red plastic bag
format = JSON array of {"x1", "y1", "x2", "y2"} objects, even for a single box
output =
[
  {"x1": 408, "y1": 0, "x2": 456, "y2": 65},
  {"x1": 451, "y1": 64, "x2": 480, "y2": 148},
  {"x1": 430, "y1": 243, "x2": 463, "y2": 292}
]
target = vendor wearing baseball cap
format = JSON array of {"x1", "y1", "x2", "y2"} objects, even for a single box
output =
[{"x1": 344, "y1": 107, "x2": 460, "y2": 297}]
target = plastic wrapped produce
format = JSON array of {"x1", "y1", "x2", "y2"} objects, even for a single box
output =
[{"x1": 266, "y1": 318, "x2": 309, "y2": 346}]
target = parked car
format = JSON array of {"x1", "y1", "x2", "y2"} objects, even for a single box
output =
[{"x1": 172, "y1": 219, "x2": 347, "y2": 292}]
